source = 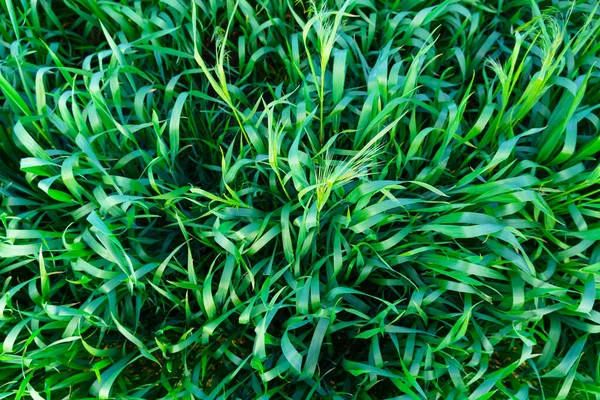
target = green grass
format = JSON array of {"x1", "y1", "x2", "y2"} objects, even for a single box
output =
[{"x1": 1, "y1": 0, "x2": 600, "y2": 398}]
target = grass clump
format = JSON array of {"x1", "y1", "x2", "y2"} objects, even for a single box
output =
[{"x1": 1, "y1": 0, "x2": 600, "y2": 398}]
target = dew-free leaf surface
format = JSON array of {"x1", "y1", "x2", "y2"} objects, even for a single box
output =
[{"x1": 1, "y1": 0, "x2": 600, "y2": 399}]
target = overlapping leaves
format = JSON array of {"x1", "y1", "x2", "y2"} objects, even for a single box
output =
[{"x1": 1, "y1": 0, "x2": 600, "y2": 398}]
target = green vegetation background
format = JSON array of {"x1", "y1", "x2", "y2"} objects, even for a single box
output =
[{"x1": 1, "y1": 0, "x2": 600, "y2": 398}]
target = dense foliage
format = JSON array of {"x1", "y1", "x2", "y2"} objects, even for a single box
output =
[{"x1": 1, "y1": 0, "x2": 600, "y2": 398}]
